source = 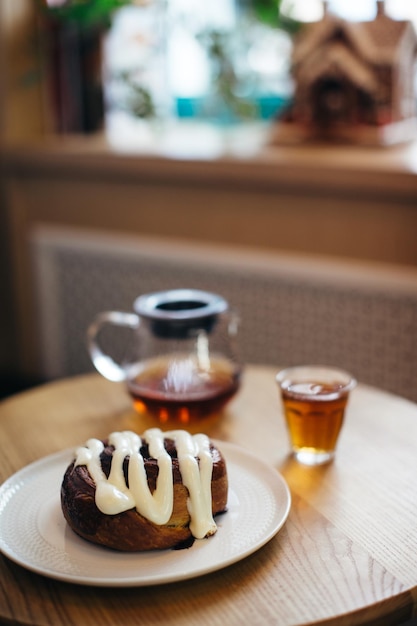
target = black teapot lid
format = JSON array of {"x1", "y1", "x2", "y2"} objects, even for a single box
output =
[{"x1": 133, "y1": 289, "x2": 228, "y2": 338}]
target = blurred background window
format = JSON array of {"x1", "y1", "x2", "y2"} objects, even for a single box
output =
[
  {"x1": 328, "y1": 0, "x2": 417, "y2": 22},
  {"x1": 42, "y1": 0, "x2": 417, "y2": 139},
  {"x1": 104, "y1": 0, "x2": 296, "y2": 131}
]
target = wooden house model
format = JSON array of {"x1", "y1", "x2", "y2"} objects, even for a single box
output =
[{"x1": 272, "y1": 1, "x2": 417, "y2": 145}]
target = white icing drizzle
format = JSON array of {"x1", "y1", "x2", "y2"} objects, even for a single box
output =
[{"x1": 73, "y1": 429, "x2": 218, "y2": 539}]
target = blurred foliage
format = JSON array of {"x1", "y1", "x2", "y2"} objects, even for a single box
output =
[
  {"x1": 199, "y1": 31, "x2": 258, "y2": 120},
  {"x1": 41, "y1": 0, "x2": 301, "y2": 34},
  {"x1": 198, "y1": 1, "x2": 300, "y2": 122},
  {"x1": 251, "y1": 0, "x2": 301, "y2": 34},
  {"x1": 39, "y1": 0, "x2": 132, "y2": 29},
  {"x1": 114, "y1": 71, "x2": 156, "y2": 119},
  {"x1": 39, "y1": 0, "x2": 299, "y2": 123}
]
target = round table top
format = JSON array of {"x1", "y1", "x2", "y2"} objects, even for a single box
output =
[{"x1": 1, "y1": 365, "x2": 416, "y2": 626}]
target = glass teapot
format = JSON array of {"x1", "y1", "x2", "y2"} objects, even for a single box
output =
[{"x1": 87, "y1": 289, "x2": 242, "y2": 423}]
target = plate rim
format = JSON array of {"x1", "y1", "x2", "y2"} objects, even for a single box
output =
[{"x1": 0, "y1": 440, "x2": 291, "y2": 587}]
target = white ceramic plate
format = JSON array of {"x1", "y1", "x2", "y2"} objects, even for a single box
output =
[{"x1": 0, "y1": 441, "x2": 291, "y2": 587}]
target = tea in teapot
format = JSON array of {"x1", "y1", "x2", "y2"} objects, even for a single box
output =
[{"x1": 87, "y1": 289, "x2": 242, "y2": 423}]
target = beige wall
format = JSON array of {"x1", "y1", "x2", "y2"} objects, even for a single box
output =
[
  {"x1": 0, "y1": 0, "x2": 45, "y2": 390},
  {"x1": 0, "y1": 0, "x2": 45, "y2": 143},
  {"x1": 2, "y1": 139, "x2": 417, "y2": 383}
]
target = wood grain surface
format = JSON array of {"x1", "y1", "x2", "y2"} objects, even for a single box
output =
[{"x1": 0, "y1": 365, "x2": 416, "y2": 626}]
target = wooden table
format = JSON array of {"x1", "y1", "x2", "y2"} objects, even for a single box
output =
[{"x1": 1, "y1": 365, "x2": 417, "y2": 626}]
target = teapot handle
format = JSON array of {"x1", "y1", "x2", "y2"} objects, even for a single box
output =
[{"x1": 87, "y1": 311, "x2": 140, "y2": 382}]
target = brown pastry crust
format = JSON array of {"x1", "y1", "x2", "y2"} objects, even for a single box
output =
[{"x1": 61, "y1": 437, "x2": 228, "y2": 551}]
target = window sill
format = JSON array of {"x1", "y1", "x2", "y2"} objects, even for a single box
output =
[{"x1": 2, "y1": 120, "x2": 417, "y2": 201}]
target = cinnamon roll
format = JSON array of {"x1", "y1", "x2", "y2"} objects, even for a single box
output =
[{"x1": 61, "y1": 429, "x2": 228, "y2": 551}]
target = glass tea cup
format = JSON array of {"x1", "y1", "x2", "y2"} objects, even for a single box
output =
[
  {"x1": 276, "y1": 365, "x2": 356, "y2": 465},
  {"x1": 87, "y1": 289, "x2": 242, "y2": 424}
]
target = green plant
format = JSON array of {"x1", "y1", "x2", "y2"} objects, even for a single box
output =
[
  {"x1": 251, "y1": 0, "x2": 300, "y2": 34},
  {"x1": 199, "y1": 30, "x2": 258, "y2": 120},
  {"x1": 114, "y1": 70, "x2": 156, "y2": 119},
  {"x1": 40, "y1": 0, "x2": 131, "y2": 29},
  {"x1": 197, "y1": 2, "x2": 300, "y2": 122}
]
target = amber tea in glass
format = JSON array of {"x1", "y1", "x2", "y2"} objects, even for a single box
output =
[{"x1": 276, "y1": 366, "x2": 356, "y2": 465}]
